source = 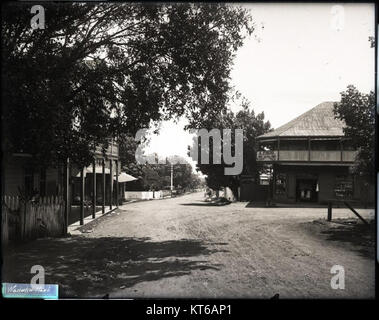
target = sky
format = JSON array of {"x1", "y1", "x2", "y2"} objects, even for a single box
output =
[{"x1": 143, "y1": 3, "x2": 375, "y2": 170}]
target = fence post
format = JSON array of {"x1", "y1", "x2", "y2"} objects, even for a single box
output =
[
  {"x1": 64, "y1": 158, "x2": 70, "y2": 234},
  {"x1": 1, "y1": 205, "x2": 9, "y2": 246},
  {"x1": 109, "y1": 159, "x2": 113, "y2": 210},
  {"x1": 34, "y1": 200, "x2": 39, "y2": 239},
  {"x1": 21, "y1": 201, "x2": 26, "y2": 240},
  {"x1": 92, "y1": 159, "x2": 96, "y2": 219},
  {"x1": 327, "y1": 201, "x2": 332, "y2": 221},
  {"x1": 61, "y1": 197, "x2": 65, "y2": 236},
  {"x1": 80, "y1": 168, "x2": 85, "y2": 225},
  {"x1": 102, "y1": 159, "x2": 105, "y2": 214},
  {"x1": 116, "y1": 160, "x2": 119, "y2": 208}
]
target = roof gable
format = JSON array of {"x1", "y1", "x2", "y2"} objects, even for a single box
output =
[{"x1": 258, "y1": 101, "x2": 345, "y2": 139}]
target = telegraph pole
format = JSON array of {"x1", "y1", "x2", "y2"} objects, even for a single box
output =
[{"x1": 170, "y1": 162, "x2": 173, "y2": 197}]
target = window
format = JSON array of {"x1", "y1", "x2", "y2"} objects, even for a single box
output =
[
  {"x1": 280, "y1": 139, "x2": 308, "y2": 151},
  {"x1": 259, "y1": 141, "x2": 276, "y2": 151},
  {"x1": 311, "y1": 140, "x2": 340, "y2": 151},
  {"x1": 334, "y1": 175, "x2": 353, "y2": 199}
]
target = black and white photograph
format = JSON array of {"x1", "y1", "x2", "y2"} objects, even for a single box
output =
[{"x1": 0, "y1": 1, "x2": 376, "y2": 302}]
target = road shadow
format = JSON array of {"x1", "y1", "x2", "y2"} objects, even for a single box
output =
[
  {"x1": 245, "y1": 201, "x2": 270, "y2": 208},
  {"x1": 181, "y1": 203, "x2": 221, "y2": 207},
  {"x1": 181, "y1": 200, "x2": 231, "y2": 207},
  {"x1": 300, "y1": 218, "x2": 375, "y2": 259},
  {"x1": 2, "y1": 236, "x2": 226, "y2": 298},
  {"x1": 245, "y1": 201, "x2": 326, "y2": 208},
  {"x1": 246, "y1": 201, "x2": 374, "y2": 209},
  {"x1": 319, "y1": 219, "x2": 375, "y2": 259}
]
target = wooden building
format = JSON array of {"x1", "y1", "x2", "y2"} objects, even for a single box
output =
[
  {"x1": 2, "y1": 139, "x2": 121, "y2": 230},
  {"x1": 255, "y1": 102, "x2": 373, "y2": 204}
]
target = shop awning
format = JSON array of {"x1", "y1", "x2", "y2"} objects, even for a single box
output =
[
  {"x1": 76, "y1": 168, "x2": 137, "y2": 182},
  {"x1": 115, "y1": 172, "x2": 138, "y2": 183},
  {"x1": 86, "y1": 166, "x2": 111, "y2": 174},
  {"x1": 75, "y1": 166, "x2": 110, "y2": 177}
]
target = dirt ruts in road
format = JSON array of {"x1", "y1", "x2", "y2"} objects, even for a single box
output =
[{"x1": 2, "y1": 192, "x2": 375, "y2": 298}]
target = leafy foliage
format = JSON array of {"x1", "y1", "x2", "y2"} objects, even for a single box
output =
[
  {"x1": 334, "y1": 85, "x2": 375, "y2": 181},
  {"x1": 191, "y1": 97, "x2": 271, "y2": 194},
  {"x1": 2, "y1": 2, "x2": 254, "y2": 167},
  {"x1": 119, "y1": 143, "x2": 202, "y2": 191}
]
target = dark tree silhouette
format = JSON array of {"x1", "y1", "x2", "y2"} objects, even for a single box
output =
[{"x1": 2, "y1": 2, "x2": 254, "y2": 167}]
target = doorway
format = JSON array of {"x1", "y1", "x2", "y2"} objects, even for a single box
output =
[{"x1": 296, "y1": 179, "x2": 318, "y2": 202}]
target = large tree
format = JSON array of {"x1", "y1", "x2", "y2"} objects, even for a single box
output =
[
  {"x1": 118, "y1": 134, "x2": 145, "y2": 180},
  {"x1": 2, "y1": 2, "x2": 253, "y2": 167},
  {"x1": 334, "y1": 85, "x2": 375, "y2": 182},
  {"x1": 191, "y1": 97, "x2": 271, "y2": 196}
]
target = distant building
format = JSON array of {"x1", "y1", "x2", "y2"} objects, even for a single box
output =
[{"x1": 255, "y1": 102, "x2": 373, "y2": 204}]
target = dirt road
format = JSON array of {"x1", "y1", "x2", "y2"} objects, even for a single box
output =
[{"x1": 2, "y1": 192, "x2": 375, "y2": 299}]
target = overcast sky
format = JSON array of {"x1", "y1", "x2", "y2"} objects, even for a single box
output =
[{"x1": 144, "y1": 3, "x2": 375, "y2": 168}]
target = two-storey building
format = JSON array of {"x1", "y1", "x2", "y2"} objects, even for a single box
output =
[{"x1": 256, "y1": 101, "x2": 371, "y2": 204}]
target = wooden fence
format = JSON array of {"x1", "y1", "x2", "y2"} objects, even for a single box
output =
[
  {"x1": 2, "y1": 195, "x2": 65, "y2": 243},
  {"x1": 2, "y1": 196, "x2": 20, "y2": 245},
  {"x1": 2, "y1": 205, "x2": 9, "y2": 246}
]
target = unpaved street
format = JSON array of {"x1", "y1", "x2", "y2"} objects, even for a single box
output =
[{"x1": 2, "y1": 192, "x2": 375, "y2": 299}]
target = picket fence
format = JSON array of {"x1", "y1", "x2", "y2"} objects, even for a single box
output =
[
  {"x1": 1, "y1": 205, "x2": 9, "y2": 246},
  {"x1": 2, "y1": 195, "x2": 65, "y2": 243},
  {"x1": 2, "y1": 196, "x2": 20, "y2": 245}
]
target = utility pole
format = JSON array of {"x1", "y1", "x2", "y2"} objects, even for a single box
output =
[{"x1": 170, "y1": 162, "x2": 173, "y2": 197}]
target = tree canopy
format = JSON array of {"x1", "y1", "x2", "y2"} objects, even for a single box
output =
[
  {"x1": 2, "y1": 2, "x2": 254, "y2": 167},
  {"x1": 334, "y1": 85, "x2": 375, "y2": 182},
  {"x1": 191, "y1": 97, "x2": 271, "y2": 195}
]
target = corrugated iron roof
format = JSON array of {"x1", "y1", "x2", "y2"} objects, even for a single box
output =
[{"x1": 258, "y1": 101, "x2": 345, "y2": 139}]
